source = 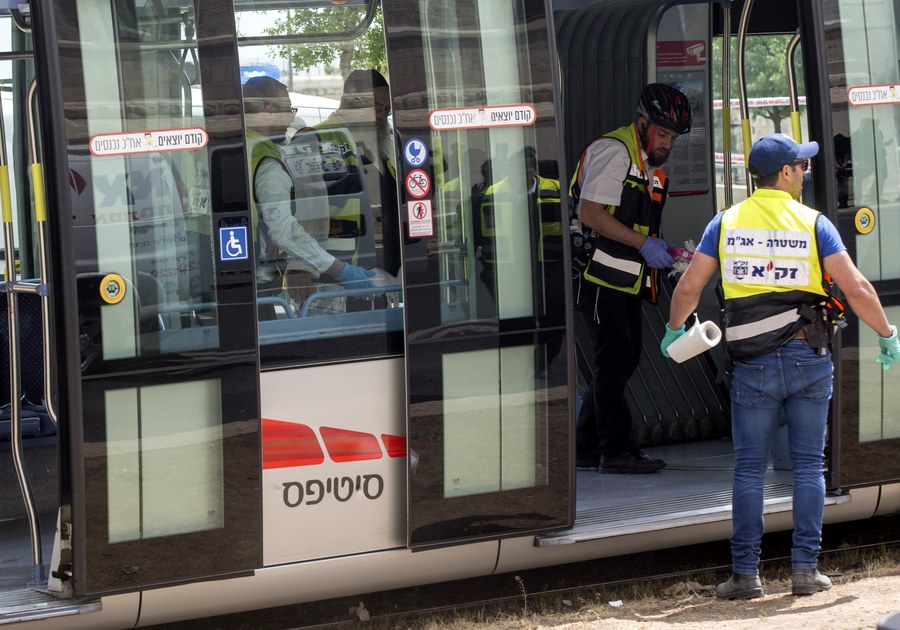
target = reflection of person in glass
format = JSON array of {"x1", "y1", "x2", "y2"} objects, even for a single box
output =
[
  {"x1": 312, "y1": 69, "x2": 400, "y2": 276},
  {"x1": 242, "y1": 76, "x2": 374, "y2": 312}
]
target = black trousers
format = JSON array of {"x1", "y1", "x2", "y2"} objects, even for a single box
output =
[{"x1": 575, "y1": 284, "x2": 643, "y2": 459}]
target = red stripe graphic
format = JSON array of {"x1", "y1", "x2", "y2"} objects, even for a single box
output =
[
  {"x1": 320, "y1": 426, "x2": 383, "y2": 462},
  {"x1": 262, "y1": 421, "x2": 408, "y2": 469},
  {"x1": 381, "y1": 434, "x2": 407, "y2": 458},
  {"x1": 262, "y1": 419, "x2": 324, "y2": 469}
]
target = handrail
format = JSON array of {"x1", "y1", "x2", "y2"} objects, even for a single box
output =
[
  {"x1": 298, "y1": 284, "x2": 402, "y2": 317},
  {"x1": 154, "y1": 296, "x2": 297, "y2": 324},
  {"x1": 0, "y1": 75, "x2": 44, "y2": 587},
  {"x1": 786, "y1": 32, "x2": 803, "y2": 143},
  {"x1": 721, "y1": 3, "x2": 733, "y2": 209},
  {"x1": 736, "y1": 0, "x2": 755, "y2": 198},
  {"x1": 27, "y1": 79, "x2": 58, "y2": 430}
]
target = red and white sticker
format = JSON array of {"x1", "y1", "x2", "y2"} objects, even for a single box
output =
[
  {"x1": 407, "y1": 200, "x2": 433, "y2": 238},
  {"x1": 428, "y1": 104, "x2": 536, "y2": 131},
  {"x1": 89, "y1": 127, "x2": 208, "y2": 157},
  {"x1": 405, "y1": 168, "x2": 431, "y2": 199},
  {"x1": 848, "y1": 84, "x2": 900, "y2": 106}
]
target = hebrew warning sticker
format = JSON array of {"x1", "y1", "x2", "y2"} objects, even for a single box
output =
[
  {"x1": 429, "y1": 104, "x2": 536, "y2": 131},
  {"x1": 90, "y1": 128, "x2": 208, "y2": 157},
  {"x1": 848, "y1": 84, "x2": 900, "y2": 107},
  {"x1": 407, "y1": 200, "x2": 433, "y2": 238}
]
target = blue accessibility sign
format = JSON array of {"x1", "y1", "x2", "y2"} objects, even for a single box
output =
[
  {"x1": 403, "y1": 138, "x2": 428, "y2": 168},
  {"x1": 219, "y1": 226, "x2": 249, "y2": 261}
]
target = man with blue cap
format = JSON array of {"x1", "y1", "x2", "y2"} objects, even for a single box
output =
[{"x1": 660, "y1": 133, "x2": 900, "y2": 599}]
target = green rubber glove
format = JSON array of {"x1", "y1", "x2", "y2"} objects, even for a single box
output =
[
  {"x1": 660, "y1": 324, "x2": 686, "y2": 359},
  {"x1": 877, "y1": 324, "x2": 900, "y2": 371}
]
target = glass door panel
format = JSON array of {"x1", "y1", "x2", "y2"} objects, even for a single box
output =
[
  {"x1": 819, "y1": 0, "x2": 900, "y2": 486},
  {"x1": 38, "y1": 0, "x2": 261, "y2": 594},
  {"x1": 384, "y1": 0, "x2": 571, "y2": 548}
]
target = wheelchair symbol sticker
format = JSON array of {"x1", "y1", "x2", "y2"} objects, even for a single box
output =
[{"x1": 220, "y1": 226, "x2": 249, "y2": 261}]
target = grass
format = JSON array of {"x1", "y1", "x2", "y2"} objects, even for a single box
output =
[{"x1": 353, "y1": 541, "x2": 900, "y2": 629}]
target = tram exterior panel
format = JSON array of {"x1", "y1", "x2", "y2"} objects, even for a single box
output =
[{"x1": 2, "y1": 0, "x2": 900, "y2": 626}]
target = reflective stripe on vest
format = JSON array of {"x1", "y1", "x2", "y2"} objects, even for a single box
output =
[
  {"x1": 576, "y1": 124, "x2": 666, "y2": 296},
  {"x1": 725, "y1": 308, "x2": 802, "y2": 342},
  {"x1": 719, "y1": 189, "x2": 826, "y2": 358}
]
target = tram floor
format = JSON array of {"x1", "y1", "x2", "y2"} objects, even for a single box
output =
[
  {"x1": 570, "y1": 439, "x2": 793, "y2": 538},
  {"x1": 0, "y1": 510, "x2": 55, "y2": 593}
]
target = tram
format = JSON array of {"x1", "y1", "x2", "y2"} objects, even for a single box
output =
[{"x1": 0, "y1": 0, "x2": 898, "y2": 626}]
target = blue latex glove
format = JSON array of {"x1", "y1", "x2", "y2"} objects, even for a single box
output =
[
  {"x1": 660, "y1": 324, "x2": 686, "y2": 359},
  {"x1": 336, "y1": 263, "x2": 376, "y2": 289},
  {"x1": 639, "y1": 236, "x2": 675, "y2": 269},
  {"x1": 877, "y1": 324, "x2": 900, "y2": 371}
]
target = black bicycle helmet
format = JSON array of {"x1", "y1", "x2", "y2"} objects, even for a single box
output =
[{"x1": 636, "y1": 83, "x2": 693, "y2": 135}]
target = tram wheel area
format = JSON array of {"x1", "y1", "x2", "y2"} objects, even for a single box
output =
[{"x1": 142, "y1": 514, "x2": 900, "y2": 629}]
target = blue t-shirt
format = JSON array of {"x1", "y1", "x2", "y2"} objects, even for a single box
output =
[{"x1": 696, "y1": 208, "x2": 845, "y2": 260}]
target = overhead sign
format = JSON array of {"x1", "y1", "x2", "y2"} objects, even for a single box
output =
[
  {"x1": 90, "y1": 127, "x2": 208, "y2": 157},
  {"x1": 656, "y1": 40, "x2": 706, "y2": 67},
  {"x1": 407, "y1": 200, "x2": 433, "y2": 238},
  {"x1": 403, "y1": 138, "x2": 429, "y2": 167},
  {"x1": 405, "y1": 169, "x2": 430, "y2": 199},
  {"x1": 848, "y1": 84, "x2": 900, "y2": 106},
  {"x1": 428, "y1": 104, "x2": 536, "y2": 131}
]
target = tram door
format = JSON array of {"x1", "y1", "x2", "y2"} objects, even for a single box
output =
[
  {"x1": 805, "y1": 0, "x2": 900, "y2": 488},
  {"x1": 383, "y1": 0, "x2": 573, "y2": 547},
  {"x1": 31, "y1": 0, "x2": 261, "y2": 595}
]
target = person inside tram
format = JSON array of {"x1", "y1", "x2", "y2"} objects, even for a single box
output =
[
  {"x1": 474, "y1": 147, "x2": 564, "y2": 363},
  {"x1": 570, "y1": 83, "x2": 693, "y2": 474},
  {"x1": 242, "y1": 76, "x2": 375, "y2": 315},
  {"x1": 308, "y1": 69, "x2": 401, "y2": 279}
]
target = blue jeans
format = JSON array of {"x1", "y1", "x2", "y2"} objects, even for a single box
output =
[{"x1": 729, "y1": 340, "x2": 832, "y2": 575}]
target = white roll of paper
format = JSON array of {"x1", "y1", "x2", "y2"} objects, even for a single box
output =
[{"x1": 667, "y1": 320, "x2": 722, "y2": 363}]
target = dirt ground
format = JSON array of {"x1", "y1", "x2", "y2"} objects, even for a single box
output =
[{"x1": 440, "y1": 569, "x2": 900, "y2": 629}]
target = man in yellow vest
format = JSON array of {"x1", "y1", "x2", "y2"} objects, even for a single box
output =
[
  {"x1": 313, "y1": 69, "x2": 400, "y2": 276},
  {"x1": 243, "y1": 77, "x2": 374, "y2": 312},
  {"x1": 662, "y1": 133, "x2": 900, "y2": 599},
  {"x1": 571, "y1": 84, "x2": 692, "y2": 474}
]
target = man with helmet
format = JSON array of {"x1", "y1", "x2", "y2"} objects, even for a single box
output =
[{"x1": 570, "y1": 82, "x2": 692, "y2": 474}]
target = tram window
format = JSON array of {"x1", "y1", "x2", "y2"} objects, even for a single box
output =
[
  {"x1": 403, "y1": 0, "x2": 563, "y2": 499},
  {"x1": 825, "y1": 0, "x2": 900, "y2": 444},
  {"x1": 237, "y1": 1, "x2": 404, "y2": 367},
  {"x1": 66, "y1": 0, "x2": 226, "y2": 367}
]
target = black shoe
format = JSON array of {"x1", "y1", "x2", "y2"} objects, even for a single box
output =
[
  {"x1": 629, "y1": 449, "x2": 666, "y2": 469},
  {"x1": 716, "y1": 573, "x2": 763, "y2": 600},
  {"x1": 576, "y1": 457, "x2": 600, "y2": 470},
  {"x1": 600, "y1": 452, "x2": 665, "y2": 474},
  {"x1": 792, "y1": 569, "x2": 832, "y2": 595}
]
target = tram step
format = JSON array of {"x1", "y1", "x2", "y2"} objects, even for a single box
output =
[
  {"x1": 0, "y1": 588, "x2": 101, "y2": 625},
  {"x1": 534, "y1": 483, "x2": 852, "y2": 546}
]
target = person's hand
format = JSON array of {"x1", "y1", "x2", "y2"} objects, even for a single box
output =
[
  {"x1": 336, "y1": 263, "x2": 376, "y2": 289},
  {"x1": 877, "y1": 324, "x2": 900, "y2": 370},
  {"x1": 639, "y1": 237, "x2": 675, "y2": 269},
  {"x1": 660, "y1": 324, "x2": 686, "y2": 359}
]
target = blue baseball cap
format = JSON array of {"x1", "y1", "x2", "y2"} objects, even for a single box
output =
[{"x1": 748, "y1": 134, "x2": 819, "y2": 178}]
